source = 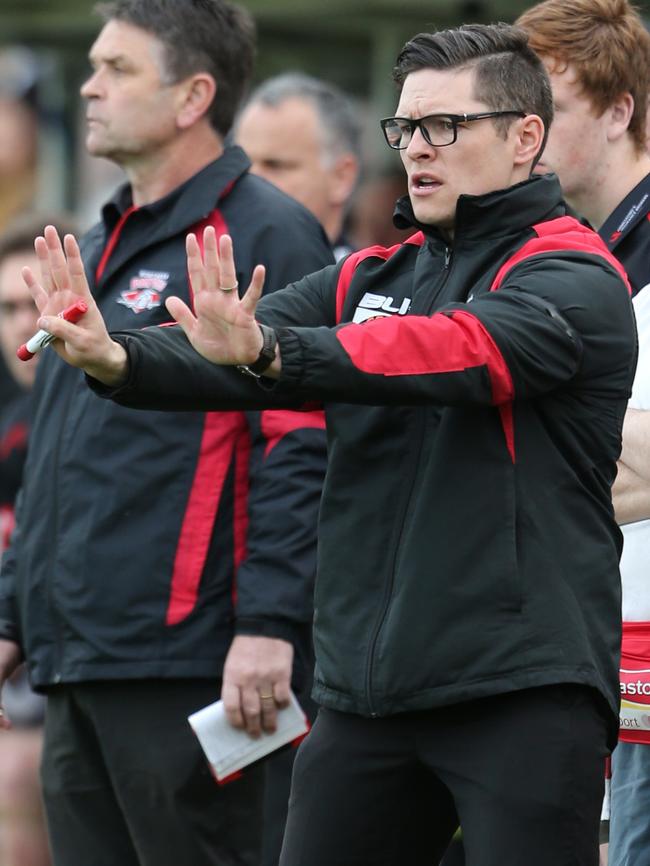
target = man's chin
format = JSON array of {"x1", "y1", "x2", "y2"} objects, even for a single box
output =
[
  {"x1": 85, "y1": 136, "x2": 114, "y2": 159},
  {"x1": 411, "y1": 206, "x2": 451, "y2": 233}
]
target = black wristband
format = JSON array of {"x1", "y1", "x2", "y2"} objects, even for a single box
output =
[{"x1": 237, "y1": 323, "x2": 278, "y2": 378}]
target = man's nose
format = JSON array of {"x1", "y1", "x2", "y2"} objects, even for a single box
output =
[
  {"x1": 405, "y1": 125, "x2": 436, "y2": 159},
  {"x1": 80, "y1": 69, "x2": 102, "y2": 99}
]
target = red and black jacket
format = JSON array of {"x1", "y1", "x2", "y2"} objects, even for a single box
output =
[
  {"x1": 88, "y1": 174, "x2": 635, "y2": 746},
  {"x1": 0, "y1": 147, "x2": 332, "y2": 689}
]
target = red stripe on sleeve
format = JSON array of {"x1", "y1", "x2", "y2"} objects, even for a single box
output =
[
  {"x1": 165, "y1": 412, "x2": 247, "y2": 625},
  {"x1": 335, "y1": 232, "x2": 424, "y2": 324},
  {"x1": 336, "y1": 310, "x2": 515, "y2": 459},
  {"x1": 336, "y1": 310, "x2": 513, "y2": 398},
  {"x1": 260, "y1": 409, "x2": 326, "y2": 459},
  {"x1": 490, "y1": 216, "x2": 631, "y2": 295}
]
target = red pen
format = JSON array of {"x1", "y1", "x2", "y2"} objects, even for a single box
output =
[{"x1": 17, "y1": 299, "x2": 89, "y2": 361}]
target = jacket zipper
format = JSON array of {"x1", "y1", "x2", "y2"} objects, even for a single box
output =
[{"x1": 364, "y1": 243, "x2": 454, "y2": 716}]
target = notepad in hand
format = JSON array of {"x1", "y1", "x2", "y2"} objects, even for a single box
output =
[{"x1": 188, "y1": 690, "x2": 309, "y2": 782}]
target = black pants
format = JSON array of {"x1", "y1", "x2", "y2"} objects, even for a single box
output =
[
  {"x1": 279, "y1": 685, "x2": 608, "y2": 866},
  {"x1": 262, "y1": 676, "x2": 318, "y2": 866},
  {"x1": 40, "y1": 680, "x2": 265, "y2": 866}
]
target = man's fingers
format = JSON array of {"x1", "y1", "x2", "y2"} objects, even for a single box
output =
[
  {"x1": 22, "y1": 266, "x2": 50, "y2": 312},
  {"x1": 260, "y1": 691, "x2": 279, "y2": 733},
  {"x1": 202, "y1": 227, "x2": 222, "y2": 290},
  {"x1": 63, "y1": 234, "x2": 94, "y2": 301},
  {"x1": 272, "y1": 678, "x2": 291, "y2": 709},
  {"x1": 240, "y1": 684, "x2": 263, "y2": 737},
  {"x1": 186, "y1": 233, "x2": 206, "y2": 296},
  {"x1": 217, "y1": 233, "x2": 238, "y2": 292},
  {"x1": 165, "y1": 297, "x2": 197, "y2": 333},
  {"x1": 34, "y1": 235, "x2": 55, "y2": 296},
  {"x1": 240, "y1": 265, "x2": 266, "y2": 316},
  {"x1": 44, "y1": 225, "x2": 72, "y2": 293},
  {"x1": 221, "y1": 681, "x2": 245, "y2": 730},
  {"x1": 36, "y1": 315, "x2": 86, "y2": 345}
]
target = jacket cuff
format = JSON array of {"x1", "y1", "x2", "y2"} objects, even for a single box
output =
[
  {"x1": 275, "y1": 328, "x2": 306, "y2": 388},
  {"x1": 235, "y1": 616, "x2": 302, "y2": 646},
  {"x1": 85, "y1": 335, "x2": 138, "y2": 399}
]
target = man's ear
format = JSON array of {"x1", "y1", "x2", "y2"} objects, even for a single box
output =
[
  {"x1": 606, "y1": 92, "x2": 635, "y2": 144},
  {"x1": 513, "y1": 114, "x2": 545, "y2": 169},
  {"x1": 176, "y1": 73, "x2": 218, "y2": 130},
  {"x1": 328, "y1": 154, "x2": 360, "y2": 207}
]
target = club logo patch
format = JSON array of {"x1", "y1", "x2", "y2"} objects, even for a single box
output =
[
  {"x1": 118, "y1": 270, "x2": 169, "y2": 314},
  {"x1": 352, "y1": 292, "x2": 411, "y2": 324}
]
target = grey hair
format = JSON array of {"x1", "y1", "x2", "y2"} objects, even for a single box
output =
[{"x1": 241, "y1": 72, "x2": 361, "y2": 167}]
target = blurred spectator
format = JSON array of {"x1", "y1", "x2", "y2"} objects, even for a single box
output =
[
  {"x1": 0, "y1": 48, "x2": 40, "y2": 233},
  {"x1": 235, "y1": 72, "x2": 361, "y2": 258},
  {"x1": 0, "y1": 48, "x2": 42, "y2": 411},
  {"x1": 0, "y1": 212, "x2": 76, "y2": 866}
]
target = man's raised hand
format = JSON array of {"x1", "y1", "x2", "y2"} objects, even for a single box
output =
[
  {"x1": 22, "y1": 226, "x2": 129, "y2": 386},
  {"x1": 166, "y1": 227, "x2": 268, "y2": 367}
]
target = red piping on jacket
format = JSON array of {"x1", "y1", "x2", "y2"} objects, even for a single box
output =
[
  {"x1": 260, "y1": 410, "x2": 326, "y2": 459},
  {"x1": 335, "y1": 232, "x2": 424, "y2": 324}
]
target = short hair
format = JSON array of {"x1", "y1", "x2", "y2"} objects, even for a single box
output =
[
  {"x1": 95, "y1": 0, "x2": 256, "y2": 137},
  {"x1": 241, "y1": 72, "x2": 362, "y2": 166},
  {"x1": 516, "y1": 0, "x2": 650, "y2": 153},
  {"x1": 393, "y1": 23, "x2": 554, "y2": 166},
  {"x1": 0, "y1": 213, "x2": 78, "y2": 267}
]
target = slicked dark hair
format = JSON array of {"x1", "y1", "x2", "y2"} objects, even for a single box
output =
[
  {"x1": 393, "y1": 23, "x2": 553, "y2": 166},
  {"x1": 95, "y1": 0, "x2": 256, "y2": 136}
]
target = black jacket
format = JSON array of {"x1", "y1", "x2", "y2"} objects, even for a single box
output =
[
  {"x1": 90, "y1": 174, "x2": 635, "y2": 744},
  {"x1": 0, "y1": 146, "x2": 333, "y2": 688}
]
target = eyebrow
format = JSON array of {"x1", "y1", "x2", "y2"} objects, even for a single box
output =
[{"x1": 88, "y1": 51, "x2": 131, "y2": 66}]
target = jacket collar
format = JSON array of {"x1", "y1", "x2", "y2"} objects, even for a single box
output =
[
  {"x1": 393, "y1": 173, "x2": 566, "y2": 244},
  {"x1": 101, "y1": 145, "x2": 251, "y2": 232},
  {"x1": 91, "y1": 146, "x2": 251, "y2": 290}
]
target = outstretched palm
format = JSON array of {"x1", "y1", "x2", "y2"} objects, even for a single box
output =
[{"x1": 166, "y1": 228, "x2": 266, "y2": 366}]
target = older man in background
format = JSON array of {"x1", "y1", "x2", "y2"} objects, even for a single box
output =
[{"x1": 235, "y1": 72, "x2": 361, "y2": 259}]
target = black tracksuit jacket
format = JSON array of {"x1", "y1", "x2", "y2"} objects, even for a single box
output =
[
  {"x1": 90, "y1": 174, "x2": 635, "y2": 744},
  {"x1": 0, "y1": 147, "x2": 333, "y2": 688}
]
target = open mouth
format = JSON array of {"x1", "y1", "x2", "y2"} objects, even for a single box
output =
[{"x1": 411, "y1": 175, "x2": 442, "y2": 193}]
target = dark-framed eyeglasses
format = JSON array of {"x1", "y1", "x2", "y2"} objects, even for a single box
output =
[{"x1": 379, "y1": 111, "x2": 526, "y2": 150}]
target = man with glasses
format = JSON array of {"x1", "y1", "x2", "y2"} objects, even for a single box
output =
[{"x1": 24, "y1": 22, "x2": 635, "y2": 866}]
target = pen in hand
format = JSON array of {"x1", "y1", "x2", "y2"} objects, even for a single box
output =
[{"x1": 17, "y1": 299, "x2": 89, "y2": 361}]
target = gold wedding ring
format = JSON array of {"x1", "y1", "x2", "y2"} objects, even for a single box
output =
[
  {"x1": 259, "y1": 692, "x2": 274, "y2": 701},
  {"x1": 220, "y1": 282, "x2": 238, "y2": 292}
]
